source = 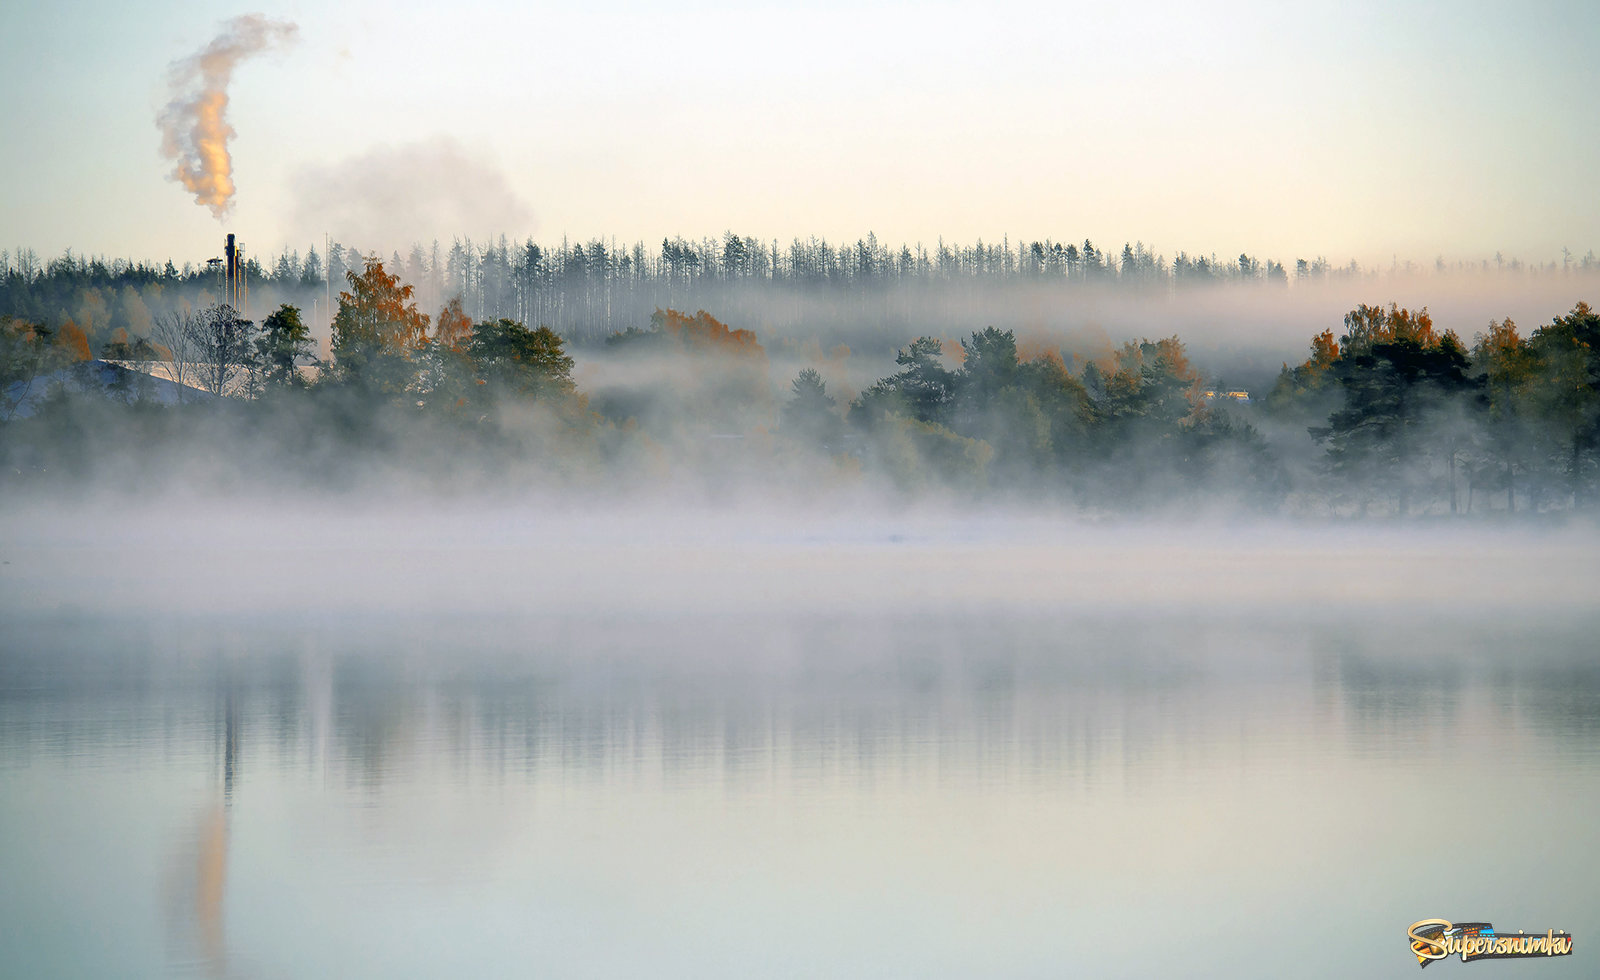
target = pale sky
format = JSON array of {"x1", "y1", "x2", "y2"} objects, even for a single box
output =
[{"x1": 2, "y1": 0, "x2": 1596, "y2": 269}]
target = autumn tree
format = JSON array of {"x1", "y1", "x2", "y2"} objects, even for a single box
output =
[
  {"x1": 1102, "y1": 336, "x2": 1205, "y2": 431},
  {"x1": 1313, "y1": 308, "x2": 1482, "y2": 515},
  {"x1": 1338, "y1": 303, "x2": 1437, "y2": 359},
  {"x1": 55, "y1": 321, "x2": 91, "y2": 364},
  {"x1": 329, "y1": 258, "x2": 429, "y2": 394},
  {"x1": 1082, "y1": 335, "x2": 1214, "y2": 502},
  {"x1": 1471, "y1": 317, "x2": 1537, "y2": 510},
  {"x1": 434, "y1": 297, "x2": 472, "y2": 349},
  {"x1": 647, "y1": 307, "x2": 764, "y2": 358},
  {"x1": 1267, "y1": 329, "x2": 1341, "y2": 414},
  {"x1": 411, "y1": 297, "x2": 476, "y2": 412},
  {"x1": 604, "y1": 308, "x2": 771, "y2": 433}
]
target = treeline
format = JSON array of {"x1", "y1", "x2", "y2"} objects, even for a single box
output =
[
  {"x1": 789, "y1": 300, "x2": 1600, "y2": 513},
  {"x1": 1264, "y1": 303, "x2": 1600, "y2": 514},
  {"x1": 6, "y1": 234, "x2": 1598, "y2": 350},
  {"x1": 3, "y1": 255, "x2": 1598, "y2": 514}
]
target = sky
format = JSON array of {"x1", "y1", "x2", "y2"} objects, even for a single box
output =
[{"x1": 1, "y1": 0, "x2": 1596, "y2": 270}]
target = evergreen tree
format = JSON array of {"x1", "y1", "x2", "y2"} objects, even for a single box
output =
[
  {"x1": 257, "y1": 304, "x2": 315, "y2": 388},
  {"x1": 781, "y1": 368, "x2": 841, "y2": 449},
  {"x1": 468, "y1": 319, "x2": 575, "y2": 401}
]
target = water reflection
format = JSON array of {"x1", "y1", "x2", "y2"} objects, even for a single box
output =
[
  {"x1": 6, "y1": 614, "x2": 1597, "y2": 781},
  {"x1": 180, "y1": 690, "x2": 234, "y2": 978},
  {"x1": 2, "y1": 611, "x2": 1597, "y2": 978}
]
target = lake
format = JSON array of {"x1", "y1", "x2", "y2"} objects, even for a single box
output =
[{"x1": 1, "y1": 512, "x2": 1595, "y2": 977}]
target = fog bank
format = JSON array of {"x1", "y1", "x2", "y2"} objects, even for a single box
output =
[{"x1": 4, "y1": 503, "x2": 1595, "y2": 621}]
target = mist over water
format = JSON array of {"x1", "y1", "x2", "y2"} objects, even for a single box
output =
[
  {"x1": 6, "y1": 0, "x2": 1599, "y2": 973},
  {"x1": 2, "y1": 502, "x2": 1597, "y2": 977},
  {"x1": 4, "y1": 503, "x2": 1599, "y2": 619}
]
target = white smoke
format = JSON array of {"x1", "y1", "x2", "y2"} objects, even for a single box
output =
[
  {"x1": 289, "y1": 137, "x2": 536, "y2": 251},
  {"x1": 158, "y1": 14, "x2": 298, "y2": 219}
]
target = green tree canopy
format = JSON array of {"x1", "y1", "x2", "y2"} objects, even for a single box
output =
[
  {"x1": 781, "y1": 367, "x2": 841, "y2": 449},
  {"x1": 257, "y1": 304, "x2": 315, "y2": 389},
  {"x1": 1527, "y1": 301, "x2": 1600, "y2": 505},
  {"x1": 467, "y1": 319, "x2": 575, "y2": 401},
  {"x1": 1312, "y1": 317, "x2": 1482, "y2": 515},
  {"x1": 850, "y1": 336, "x2": 955, "y2": 426}
]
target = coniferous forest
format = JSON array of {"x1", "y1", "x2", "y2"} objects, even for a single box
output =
[{"x1": 3, "y1": 242, "x2": 1598, "y2": 515}]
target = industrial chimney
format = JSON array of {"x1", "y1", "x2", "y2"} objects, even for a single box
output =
[{"x1": 222, "y1": 233, "x2": 247, "y2": 312}]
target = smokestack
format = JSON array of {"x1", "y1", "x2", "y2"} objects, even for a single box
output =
[{"x1": 222, "y1": 233, "x2": 246, "y2": 311}]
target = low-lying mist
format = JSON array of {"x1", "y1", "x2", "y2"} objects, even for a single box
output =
[
  {"x1": 7, "y1": 243, "x2": 1600, "y2": 529},
  {"x1": 4, "y1": 498, "x2": 1597, "y2": 625}
]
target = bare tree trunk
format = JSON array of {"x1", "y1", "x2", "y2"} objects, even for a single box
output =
[{"x1": 151, "y1": 309, "x2": 199, "y2": 402}]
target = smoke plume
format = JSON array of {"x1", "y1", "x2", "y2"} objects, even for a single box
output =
[
  {"x1": 158, "y1": 14, "x2": 297, "y2": 219},
  {"x1": 289, "y1": 138, "x2": 535, "y2": 251}
]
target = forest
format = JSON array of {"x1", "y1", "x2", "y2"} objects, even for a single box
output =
[
  {"x1": 2, "y1": 248, "x2": 1598, "y2": 516},
  {"x1": 5, "y1": 233, "x2": 1597, "y2": 353}
]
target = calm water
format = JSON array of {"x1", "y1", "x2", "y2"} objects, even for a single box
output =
[{"x1": 1, "y1": 604, "x2": 1595, "y2": 979}]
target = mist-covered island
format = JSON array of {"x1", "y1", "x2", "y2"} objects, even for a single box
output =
[{"x1": 4, "y1": 245, "x2": 1598, "y2": 516}]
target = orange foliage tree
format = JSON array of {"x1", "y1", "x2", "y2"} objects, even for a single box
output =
[
  {"x1": 1104, "y1": 336, "x2": 1204, "y2": 429},
  {"x1": 329, "y1": 258, "x2": 430, "y2": 392},
  {"x1": 1339, "y1": 303, "x2": 1437, "y2": 357},
  {"x1": 649, "y1": 308, "x2": 765, "y2": 359},
  {"x1": 433, "y1": 297, "x2": 472, "y2": 350},
  {"x1": 409, "y1": 296, "x2": 476, "y2": 412},
  {"x1": 55, "y1": 321, "x2": 91, "y2": 363}
]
